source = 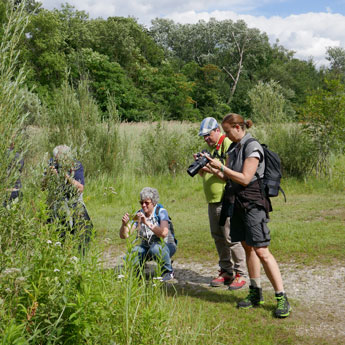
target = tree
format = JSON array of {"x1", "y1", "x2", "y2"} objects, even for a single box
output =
[
  {"x1": 22, "y1": 8, "x2": 68, "y2": 92},
  {"x1": 150, "y1": 18, "x2": 271, "y2": 110},
  {"x1": 88, "y1": 16, "x2": 164, "y2": 73},
  {"x1": 259, "y1": 42, "x2": 323, "y2": 108},
  {"x1": 68, "y1": 48, "x2": 141, "y2": 116},
  {"x1": 302, "y1": 79, "x2": 345, "y2": 175},
  {"x1": 326, "y1": 46, "x2": 345, "y2": 73},
  {"x1": 248, "y1": 80, "x2": 294, "y2": 123}
]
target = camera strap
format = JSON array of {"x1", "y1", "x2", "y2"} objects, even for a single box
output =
[
  {"x1": 215, "y1": 135, "x2": 226, "y2": 151},
  {"x1": 213, "y1": 135, "x2": 226, "y2": 162}
]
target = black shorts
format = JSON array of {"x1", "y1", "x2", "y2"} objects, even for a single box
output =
[{"x1": 230, "y1": 202, "x2": 271, "y2": 247}]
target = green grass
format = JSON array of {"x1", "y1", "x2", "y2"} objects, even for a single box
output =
[
  {"x1": 87, "y1": 173, "x2": 345, "y2": 266},
  {"x1": 81, "y1": 172, "x2": 345, "y2": 345}
]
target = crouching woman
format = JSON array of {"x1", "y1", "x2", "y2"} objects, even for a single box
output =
[{"x1": 120, "y1": 187, "x2": 176, "y2": 282}]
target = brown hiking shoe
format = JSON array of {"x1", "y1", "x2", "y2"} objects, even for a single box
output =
[{"x1": 210, "y1": 269, "x2": 234, "y2": 287}]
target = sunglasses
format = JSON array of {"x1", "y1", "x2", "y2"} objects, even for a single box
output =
[{"x1": 139, "y1": 200, "x2": 152, "y2": 206}]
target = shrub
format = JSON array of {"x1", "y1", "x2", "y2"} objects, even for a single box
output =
[
  {"x1": 248, "y1": 80, "x2": 295, "y2": 123},
  {"x1": 251, "y1": 123, "x2": 317, "y2": 178},
  {"x1": 139, "y1": 121, "x2": 203, "y2": 175},
  {"x1": 43, "y1": 77, "x2": 125, "y2": 176},
  {"x1": 302, "y1": 79, "x2": 345, "y2": 176}
]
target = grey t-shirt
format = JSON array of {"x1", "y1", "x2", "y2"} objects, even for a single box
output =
[{"x1": 227, "y1": 133, "x2": 264, "y2": 192}]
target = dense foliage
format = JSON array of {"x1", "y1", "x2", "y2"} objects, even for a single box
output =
[
  {"x1": 0, "y1": 0, "x2": 336, "y2": 122},
  {"x1": 0, "y1": 2, "x2": 344, "y2": 343}
]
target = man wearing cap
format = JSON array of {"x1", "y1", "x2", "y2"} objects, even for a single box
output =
[{"x1": 195, "y1": 117, "x2": 246, "y2": 289}]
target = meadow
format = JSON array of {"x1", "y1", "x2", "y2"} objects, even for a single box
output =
[
  {"x1": 25, "y1": 122, "x2": 345, "y2": 344},
  {"x1": 1, "y1": 4, "x2": 344, "y2": 343}
]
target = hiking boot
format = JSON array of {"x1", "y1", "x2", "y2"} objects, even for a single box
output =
[
  {"x1": 210, "y1": 269, "x2": 234, "y2": 287},
  {"x1": 237, "y1": 286, "x2": 264, "y2": 309},
  {"x1": 162, "y1": 271, "x2": 174, "y2": 282},
  {"x1": 274, "y1": 292, "x2": 291, "y2": 318},
  {"x1": 228, "y1": 273, "x2": 246, "y2": 290}
]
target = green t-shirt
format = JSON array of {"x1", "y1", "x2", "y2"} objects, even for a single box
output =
[{"x1": 202, "y1": 136, "x2": 231, "y2": 203}]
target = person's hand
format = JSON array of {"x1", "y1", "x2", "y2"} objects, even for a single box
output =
[
  {"x1": 49, "y1": 166, "x2": 58, "y2": 175},
  {"x1": 122, "y1": 213, "x2": 130, "y2": 225},
  {"x1": 136, "y1": 211, "x2": 147, "y2": 225},
  {"x1": 193, "y1": 153, "x2": 200, "y2": 161},
  {"x1": 203, "y1": 153, "x2": 222, "y2": 170},
  {"x1": 200, "y1": 165, "x2": 213, "y2": 173}
]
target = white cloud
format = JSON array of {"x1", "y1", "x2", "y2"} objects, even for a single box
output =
[{"x1": 39, "y1": 1, "x2": 345, "y2": 67}]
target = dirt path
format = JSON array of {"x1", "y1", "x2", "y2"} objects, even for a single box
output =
[{"x1": 104, "y1": 249, "x2": 345, "y2": 342}]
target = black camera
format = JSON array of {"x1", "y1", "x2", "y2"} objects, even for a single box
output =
[
  {"x1": 187, "y1": 150, "x2": 211, "y2": 177},
  {"x1": 49, "y1": 160, "x2": 60, "y2": 172}
]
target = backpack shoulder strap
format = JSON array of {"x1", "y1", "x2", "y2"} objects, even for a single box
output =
[
  {"x1": 241, "y1": 138, "x2": 258, "y2": 161},
  {"x1": 242, "y1": 138, "x2": 265, "y2": 196},
  {"x1": 154, "y1": 203, "x2": 162, "y2": 221}
]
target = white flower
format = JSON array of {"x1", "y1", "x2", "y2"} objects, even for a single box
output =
[
  {"x1": 153, "y1": 276, "x2": 163, "y2": 281},
  {"x1": 54, "y1": 268, "x2": 60, "y2": 272},
  {"x1": 54, "y1": 241, "x2": 61, "y2": 246},
  {"x1": 47, "y1": 240, "x2": 52, "y2": 244},
  {"x1": 152, "y1": 283, "x2": 157, "y2": 287},
  {"x1": 71, "y1": 256, "x2": 78, "y2": 262},
  {"x1": 117, "y1": 274, "x2": 125, "y2": 279},
  {"x1": 3, "y1": 268, "x2": 21, "y2": 275},
  {"x1": 67, "y1": 271, "x2": 71, "y2": 275},
  {"x1": 5, "y1": 288, "x2": 11, "y2": 293}
]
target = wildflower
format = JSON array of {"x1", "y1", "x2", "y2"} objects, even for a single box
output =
[
  {"x1": 54, "y1": 241, "x2": 61, "y2": 246},
  {"x1": 152, "y1": 283, "x2": 157, "y2": 287},
  {"x1": 3, "y1": 268, "x2": 21, "y2": 275},
  {"x1": 71, "y1": 256, "x2": 78, "y2": 263},
  {"x1": 67, "y1": 271, "x2": 71, "y2": 275},
  {"x1": 16, "y1": 277, "x2": 26, "y2": 283},
  {"x1": 54, "y1": 268, "x2": 60, "y2": 272},
  {"x1": 47, "y1": 240, "x2": 52, "y2": 244},
  {"x1": 117, "y1": 274, "x2": 125, "y2": 279},
  {"x1": 153, "y1": 276, "x2": 163, "y2": 281},
  {"x1": 5, "y1": 288, "x2": 11, "y2": 293}
]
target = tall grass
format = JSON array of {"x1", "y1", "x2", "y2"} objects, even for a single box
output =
[
  {"x1": 0, "y1": 2, "x2": 202, "y2": 344},
  {"x1": 42, "y1": 77, "x2": 126, "y2": 177}
]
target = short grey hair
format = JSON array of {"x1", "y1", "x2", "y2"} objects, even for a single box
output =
[
  {"x1": 140, "y1": 187, "x2": 159, "y2": 205},
  {"x1": 53, "y1": 145, "x2": 72, "y2": 160}
]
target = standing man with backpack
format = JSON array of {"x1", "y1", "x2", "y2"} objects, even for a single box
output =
[
  {"x1": 206, "y1": 113, "x2": 291, "y2": 318},
  {"x1": 194, "y1": 117, "x2": 246, "y2": 289}
]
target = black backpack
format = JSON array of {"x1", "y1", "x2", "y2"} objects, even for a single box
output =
[{"x1": 243, "y1": 138, "x2": 286, "y2": 201}]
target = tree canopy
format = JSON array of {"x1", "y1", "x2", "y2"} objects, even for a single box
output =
[{"x1": 0, "y1": 0, "x2": 338, "y2": 121}]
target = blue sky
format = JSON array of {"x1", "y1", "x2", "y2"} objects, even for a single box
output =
[
  {"x1": 250, "y1": 0, "x2": 345, "y2": 16},
  {"x1": 40, "y1": 0, "x2": 345, "y2": 66}
]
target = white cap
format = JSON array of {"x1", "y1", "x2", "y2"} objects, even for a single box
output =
[{"x1": 198, "y1": 117, "x2": 218, "y2": 136}]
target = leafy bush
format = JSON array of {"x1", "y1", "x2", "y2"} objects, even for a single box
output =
[
  {"x1": 248, "y1": 80, "x2": 295, "y2": 123},
  {"x1": 302, "y1": 79, "x2": 345, "y2": 176},
  {"x1": 43, "y1": 77, "x2": 125, "y2": 176},
  {"x1": 252, "y1": 123, "x2": 317, "y2": 178},
  {"x1": 139, "y1": 121, "x2": 203, "y2": 175}
]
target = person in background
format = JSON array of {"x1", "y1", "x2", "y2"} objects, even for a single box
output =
[
  {"x1": 120, "y1": 187, "x2": 177, "y2": 282},
  {"x1": 206, "y1": 113, "x2": 291, "y2": 318},
  {"x1": 3, "y1": 140, "x2": 24, "y2": 207},
  {"x1": 42, "y1": 145, "x2": 93, "y2": 252},
  {"x1": 194, "y1": 117, "x2": 246, "y2": 290}
]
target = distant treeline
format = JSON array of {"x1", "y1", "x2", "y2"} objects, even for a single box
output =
[{"x1": 1, "y1": 0, "x2": 345, "y2": 123}]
